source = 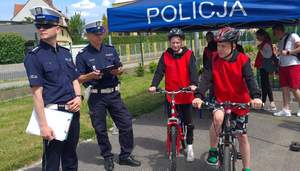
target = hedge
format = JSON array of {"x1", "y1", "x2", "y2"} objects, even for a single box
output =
[
  {"x1": 74, "y1": 32, "x2": 197, "y2": 45},
  {"x1": 0, "y1": 33, "x2": 25, "y2": 64}
]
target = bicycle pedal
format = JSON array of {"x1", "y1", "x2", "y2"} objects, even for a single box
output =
[{"x1": 237, "y1": 152, "x2": 242, "y2": 160}]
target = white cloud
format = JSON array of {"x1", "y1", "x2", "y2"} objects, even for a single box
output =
[
  {"x1": 72, "y1": 0, "x2": 96, "y2": 10},
  {"x1": 114, "y1": 0, "x2": 132, "y2": 3},
  {"x1": 102, "y1": 0, "x2": 112, "y2": 8}
]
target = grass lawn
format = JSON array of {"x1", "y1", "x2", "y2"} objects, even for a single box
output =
[{"x1": 0, "y1": 72, "x2": 164, "y2": 171}]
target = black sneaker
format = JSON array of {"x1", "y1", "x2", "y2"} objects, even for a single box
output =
[
  {"x1": 119, "y1": 155, "x2": 141, "y2": 167},
  {"x1": 206, "y1": 149, "x2": 218, "y2": 166},
  {"x1": 104, "y1": 157, "x2": 114, "y2": 171}
]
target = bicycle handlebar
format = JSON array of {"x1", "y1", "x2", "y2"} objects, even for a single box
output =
[
  {"x1": 201, "y1": 101, "x2": 250, "y2": 110},
  {"x1": 155, "y1": 87, "x2": 193, "y2": 94}
]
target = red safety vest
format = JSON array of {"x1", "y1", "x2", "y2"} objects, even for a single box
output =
[
  {"x1": 212, "y1": 52, "x2": 251, "y2": 116},
  {"x1": 164, "y1": 49, "x2": 194, "y2": 104}
]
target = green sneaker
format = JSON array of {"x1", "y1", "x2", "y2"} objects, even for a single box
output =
[{"x1": 206, "y1": 148, "x2": 218, "y2": 166}]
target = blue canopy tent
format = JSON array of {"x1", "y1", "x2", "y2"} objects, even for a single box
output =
[{"x1": 108, "y1": 0, "x2": 300, "y2": 32}]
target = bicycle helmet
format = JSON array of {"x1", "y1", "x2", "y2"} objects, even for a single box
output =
[
  {"x1": 215, "y1": 27, "x2": 240, "y2": 42},
  {"x1": 168, "y1": 28, "x2": 185, "y2": 40}
]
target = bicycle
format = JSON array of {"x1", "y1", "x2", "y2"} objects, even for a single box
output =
[
  {"x1": 154, "y1": 87, "x2": 193, "y2": 171},
  {"x1": 202, "y1": 101, "x2": 250, "y2": 171}
]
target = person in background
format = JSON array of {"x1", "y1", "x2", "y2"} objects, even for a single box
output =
[
  {"x1": 272, "y1": 24, "x2": 300, "y2": 117},
  {"x1": 254, "y1": 29, "x2": 277, "y2": 111}
]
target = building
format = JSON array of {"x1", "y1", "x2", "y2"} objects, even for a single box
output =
[{"x1": 10, "y1": 0, "x2": 72, "y2": 46}]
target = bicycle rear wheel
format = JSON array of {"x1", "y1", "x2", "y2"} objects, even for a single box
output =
[{"x1": 170, "y1": 125, "x2": 177, "y2": 171}]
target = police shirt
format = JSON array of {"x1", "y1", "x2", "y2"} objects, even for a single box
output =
[
  {"x1": 76, "y1": 44, "x2": 121, "y2": 89},
  {"x1": 24, "y1": 41, "x2": 79, "y2": 105}
]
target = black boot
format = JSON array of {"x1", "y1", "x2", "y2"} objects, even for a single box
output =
[
  {"x1": 119, "y1": 155, "x2": 141, "y2": 167},
  {"x1": 104, "y1": 157, "x2": 114, "y2": 171}
]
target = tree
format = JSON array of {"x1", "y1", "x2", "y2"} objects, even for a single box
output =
[
  {"x1": 102, "y1": 14, "x2": 108, "y2": 33},
  {"x1": 68, "y1": 13, "x2": 85, "y2": 45},
  {"x1": 23, "y1": 17, "x2": 34, "y2": 23}
]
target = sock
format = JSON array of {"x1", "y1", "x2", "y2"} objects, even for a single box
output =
[{"x1": 209, "y1": 147, "x2": 217, "y2": 152}]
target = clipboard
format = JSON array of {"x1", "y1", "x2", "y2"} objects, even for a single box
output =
[
  {"x1": 101, "y1": 63, "x2": 122, "y2": 74},
  {"x1": 26, "y1": 108, "x2": 73, "y2": 141}
]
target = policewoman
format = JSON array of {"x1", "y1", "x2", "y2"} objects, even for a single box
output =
[
  {"x1": 76, "y1": 21, "x2": 141, "y2": 171},
  {"x1": 24, "y1": 6, "x2": 82, "y2": 171}
]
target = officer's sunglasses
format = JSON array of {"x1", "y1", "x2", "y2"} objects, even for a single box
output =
[{"x1": 35, "y1": 24, "x2": 58, "y2": 29}]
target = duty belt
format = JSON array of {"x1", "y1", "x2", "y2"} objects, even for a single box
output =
[
  {"x1": 46, "y1": 104, "x2": 69, "y2": 111},
  {"x1": 90, "y1": 85, "x2": 120, "y2": 94}
]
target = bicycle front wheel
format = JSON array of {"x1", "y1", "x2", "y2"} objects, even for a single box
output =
[
  {"x1": 223, "y1": 145, "x2": 232, "y2": 171},
  {"x1": 170, "y1": 125, "x2": 177, "y2": 171}
]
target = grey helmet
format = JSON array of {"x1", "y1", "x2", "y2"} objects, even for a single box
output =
[{"x1": 168, "y1": 28, "x2": 185, "y2": 40}]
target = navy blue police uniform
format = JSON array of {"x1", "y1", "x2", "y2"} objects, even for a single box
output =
[
  {"x1": 24, "y1": 6, "x2": 80, "y2": 171},
  {"x1": 76, "y1": 43, "x2": 134, "y2": 160}
]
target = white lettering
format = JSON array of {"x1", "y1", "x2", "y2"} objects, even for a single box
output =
[
  {"x1": 217, "y1": 1, "x2": 227, "y2": 17},
  {"x1": 179, "y1": 3, "x2": 191, "y2": 21},
  {"x1": 145, "y1": 0, "x2": 247, "y2": 25},
  {"x1": 193, "y1": 1, "x2": 196, "y2": 19},
  {"x1": 147, "y1": 8, "x2": 159, "y2": 24},
  {"x1": 230, "y1": 0, "x2": 247, "y2": 17},
  {"x1": 199, "y1": 2, "x2": 215, "y2": 19},
  {"x1": 161, "y1": 5, "x2": 177, "y2": 22}
]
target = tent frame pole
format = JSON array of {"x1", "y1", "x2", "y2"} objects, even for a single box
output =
[{"x1": 138, "y1": 32, "x2": 144, "y2": 66}]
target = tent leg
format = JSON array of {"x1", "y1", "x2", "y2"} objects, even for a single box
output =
[{"x1": 138, "y1": 32, "x2": 144, "y2": 66}]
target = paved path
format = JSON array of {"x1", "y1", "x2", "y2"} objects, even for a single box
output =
[{"x1": 23, "y1": 92, "x2": 300, "y2": 171}]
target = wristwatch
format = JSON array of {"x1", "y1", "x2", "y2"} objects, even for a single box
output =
[
  {"x1": 287, "y1": 50, "x2": 290, "y2": 55},
  {"x1": 76, "y1": 95, "x2": 84, "y2": 100}
]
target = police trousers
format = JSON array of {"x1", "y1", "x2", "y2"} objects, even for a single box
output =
[
  {"x1": 42, "y1": 112, "x2": 80, "y2": 171},
  {"x1": 88, "y1": 91, "x2": 134, "y2": 160}
]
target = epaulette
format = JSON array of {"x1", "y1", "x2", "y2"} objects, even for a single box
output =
[
  {"x1": 29, "y1": 46, "x2": 41, "y2": 54},
  {"x1": 59, "y1": 45, "x2": 70, "y2": 51},
  {"x1": 77, "y1": 46, "x2": 88, "y2": 55}
]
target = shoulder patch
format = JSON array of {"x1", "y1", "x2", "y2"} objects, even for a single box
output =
[{"x1": 29, "y1": 46, "x2": 41, "y2": 54}]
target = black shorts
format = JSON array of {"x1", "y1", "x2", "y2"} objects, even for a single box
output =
[
  {"x1": 213, "y1": 108, "x2": 248, "y2": 134},
  {"x1": 231, "y1": 114, "x2": 248, "y2": 134}
]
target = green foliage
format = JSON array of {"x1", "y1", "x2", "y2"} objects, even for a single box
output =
[
  {"x1": 23, "y1": 17, "x2": 34, "y2": 23},
  {"x1": 148, "y1": 61, "x2": 157, "y2": 73},
  {"x1": 68, "y1": 13, "x2": 85, "y2": 45},
  {"x1": 135, "y1": 64, "x2": 145, "y2": 77},
  {"x1": 244, "y1": 44, "x2": 255, "y2": 54},
  {"x1": 102, "y1": 14, "x2": 108, "y2": 33},
  {"x1": 104, "y1": 32, "x2": 195, "y2": 45},
  {"x1": 0, "y1": 33, "x2": 25, "y2": 64},
  {"x1": 240, "y1": 31, "x2": 255, "y2": 41}
]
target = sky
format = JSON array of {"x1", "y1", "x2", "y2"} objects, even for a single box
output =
[{"x1": 0, "y1": 0, "x2": 129, "y2": 23}]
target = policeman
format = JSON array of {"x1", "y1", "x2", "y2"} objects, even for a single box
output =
[
  {"x1": 24, "y1": 6, "x2": 82, "y2": 171},
  {"x1": 76, "y1": 20, "x2": 141, "y2": 171}
]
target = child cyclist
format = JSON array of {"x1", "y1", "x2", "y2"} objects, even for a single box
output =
[
  {"x1": 192, "y1": 27, "x2": 262, "y2": 171},
  {"x1": 148, "y1": 28, "x2": 198, "y2": 162}
]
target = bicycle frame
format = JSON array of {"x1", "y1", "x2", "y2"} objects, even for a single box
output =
[
  {"x1": 166, "y1": 93, "x2": 185, "y2": 157},
  {"x1": 203, "y1": 101, "x2": 249, "y2": 171}
]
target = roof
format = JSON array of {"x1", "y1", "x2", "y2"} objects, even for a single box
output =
[
  {"x1": 0, "y1": 24, "x2": 36, "y2": 41},
  {"x1": 13, "y1": 4, "x2": 25, "y2": 17},
  {"x1": 12, "y1": 0, "x2": 68, "y2": 20},
  {"x1": 112, "y1": 0, "x2": 136, "y2": 7}
]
